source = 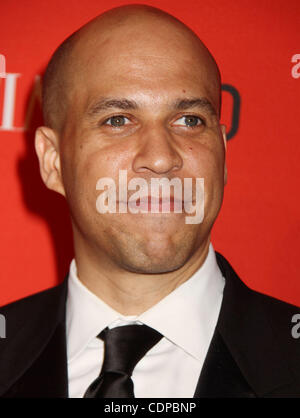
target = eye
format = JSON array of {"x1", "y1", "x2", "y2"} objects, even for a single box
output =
[
  {"x1": 104, "y1": 115, "x2": 130, "y2": 127},
  {"x1": 173, "y1": 115, "x2": 204, "y2": 128}
]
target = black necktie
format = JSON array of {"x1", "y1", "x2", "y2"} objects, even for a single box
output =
[{"x1": 84, "y1": 324, "x2": 163, "y2": 398}]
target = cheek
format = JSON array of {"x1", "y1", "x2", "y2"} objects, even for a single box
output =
[
  {"x1": 186, "y1": 141, "x2": 224, "y2": 179},
  {"x1": 62, "y1": 143, "x2": 133, "y2": 215},
  {"x1": 185, "y1": 141, "x2": 225, "y2": 210},
  {"x1": 81, "y1": 147, "x2": 131, "y2": 187}
]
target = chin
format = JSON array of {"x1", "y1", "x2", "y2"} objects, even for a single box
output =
[
  {"x1": 119, "y1": 248, "x2": 191, "y2": 275},
  {"x1": 109, "y1": 223, "x2": 199, "y2": 274},
  {"x1": 122, "y1": 262, "x2": 185, "y2": 275}
]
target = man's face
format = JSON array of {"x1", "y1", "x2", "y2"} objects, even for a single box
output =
[{"x1": 57, "y1": 26, "x2": 226, "y2": 274}]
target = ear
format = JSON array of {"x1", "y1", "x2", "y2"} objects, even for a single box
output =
[
  {"x1": 220, "y1": 124, "x2": 227, "y2": 185},
  {"x1": 34, "y1": 126, "x2": 66, "y2": 197}
]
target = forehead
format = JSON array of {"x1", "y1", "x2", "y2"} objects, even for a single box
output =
[{"x1": 68, "y1": 26, "x2": 220, "y2": 114}]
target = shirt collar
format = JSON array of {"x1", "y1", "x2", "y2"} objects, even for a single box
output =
[{"x1": 66, "y1": 243, "x2": 225, "y2": 363}]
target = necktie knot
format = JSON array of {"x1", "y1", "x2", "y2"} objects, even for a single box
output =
[{"x1": 99, "y1": 324, "x2": 162, "y2": 376}]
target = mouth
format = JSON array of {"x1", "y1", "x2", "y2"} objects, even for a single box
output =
[{"x1": 118, "y1": 196, "x2": 185, "y2": 213}]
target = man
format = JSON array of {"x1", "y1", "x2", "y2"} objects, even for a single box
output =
[{"x1": 0, "y1": 4, "x2": 299, "y2": 398}]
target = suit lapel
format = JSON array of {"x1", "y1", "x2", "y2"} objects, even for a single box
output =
[
  {"x1": 193, "y1": 252, "x2": 293, "y2": 398},
  {"x1": 194, "y1": 329, "x2": 256, "y2": 397},
  {"x1": 3, "y1": 320, "x2": 68, "y2": 398},
  {"x1": 0, "y1": 279, "x2": 68, "y2": 398}
]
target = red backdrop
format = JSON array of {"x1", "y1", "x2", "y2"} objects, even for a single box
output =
[{"x1": 0, "y1": 0, "x2": 299, "y2": 306}]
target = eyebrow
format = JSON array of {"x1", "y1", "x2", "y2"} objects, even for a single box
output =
[
  {"x1": 87, "y1": 96, "x2": 217, "y2": 117},
  {"x1": 87, "y1": 98, "x2": 138, "y2": 116},
  {"x1": 173, "y1": 98, "x2": 217, "y2": 116}
]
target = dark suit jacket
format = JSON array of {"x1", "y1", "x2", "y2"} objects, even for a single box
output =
[{"x1": 0, "y1": 253, "x2": 300, "y2": 398}]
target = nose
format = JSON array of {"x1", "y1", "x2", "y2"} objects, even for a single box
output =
[{"x1": 132, "y1": 124, "x2": 183, "y2": 175}]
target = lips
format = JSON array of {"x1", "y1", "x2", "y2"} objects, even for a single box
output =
[{"x1": 121, "y1": 196, "x2": 184, "y2": 212}]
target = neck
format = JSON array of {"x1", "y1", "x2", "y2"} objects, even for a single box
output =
[{"x1": 73, "y1": 236, "x2": 210, "y2": 316}]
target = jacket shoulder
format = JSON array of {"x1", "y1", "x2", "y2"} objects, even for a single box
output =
[
  {"x1": 1, "y1": 281, "x2": 66, "y2": 317},
  {"x1": 0, "y1": 280, "x2": 67, "y2": 340},
  {"x1": 216, "y1": 250, "x2": 300, "y2": 315},
  {"x1": 253, "y1": 286, "x2": 300, "y2": 317}
]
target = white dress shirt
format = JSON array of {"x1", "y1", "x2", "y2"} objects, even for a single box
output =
[{"x1": 66, "y1": 243, "x2": 225, "y2": 398}]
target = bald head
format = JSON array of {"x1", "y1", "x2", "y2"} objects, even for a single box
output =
[{"x1": 42, "y1": 4, "x2": 221, "y2": 132}]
